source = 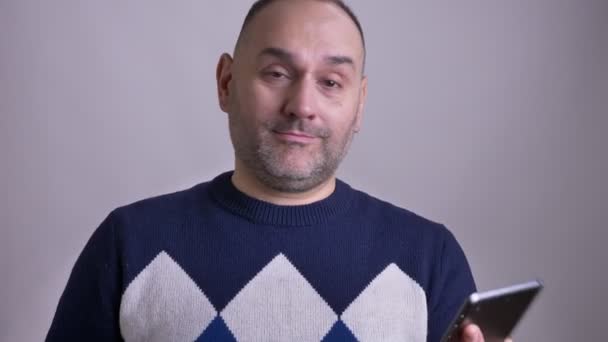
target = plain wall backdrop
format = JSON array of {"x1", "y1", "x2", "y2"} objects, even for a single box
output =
[{"x1": 1, "y1": 0, "x2": 607, "y2": 340}]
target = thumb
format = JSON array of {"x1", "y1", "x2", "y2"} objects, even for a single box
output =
[{"x1": 461, "y1": 324, "x2": 484, "y2": 342}]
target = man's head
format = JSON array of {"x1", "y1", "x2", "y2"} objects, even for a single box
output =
[
  {"x1": 235, "y1": 0, "x2": 366, "y2": 67},
  {"x1": 216, "y1": 0, "x2": 367, "y2": 195}
]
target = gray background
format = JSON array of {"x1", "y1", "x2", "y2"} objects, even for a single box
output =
[{"x1": 2, "y1": 0, "x2": 607, "y2": 340}]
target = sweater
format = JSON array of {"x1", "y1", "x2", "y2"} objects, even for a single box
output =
[{"x1": 46, "y1": 171, "x2": 476, "y2": 342}]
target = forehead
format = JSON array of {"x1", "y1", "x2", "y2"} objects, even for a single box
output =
[{"x1": 238, "y1": 0, "x2": 364, "y2": 71}]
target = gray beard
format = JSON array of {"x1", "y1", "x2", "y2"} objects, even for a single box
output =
[
  {"x1": 231, "y1": 118, "x2": 356, "y2": 194},
  {"x1": 254, "y1": 142, "x2": 339, "y2": 193}
]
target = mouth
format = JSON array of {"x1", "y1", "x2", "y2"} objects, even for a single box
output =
[{"x1": 272, "y1": 130, "x2": 316, "y2": 144}]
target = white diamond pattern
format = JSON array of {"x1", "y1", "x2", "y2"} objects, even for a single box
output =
[
  {"x1": 341, "y1": 263, "x2": 428, "y2": 342},
  {"x1": 119, "y1": 251, "x2": 217, "y2": 342},
  {"x1": 220, "y1": 254, "x2": 338, "y2": 342},
  {"x1": 117, "y1": 251, "x2": 429, "y2": 342}
]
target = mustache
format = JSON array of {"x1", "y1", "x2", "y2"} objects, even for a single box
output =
[{"x1": 268, "y1": 119, "x2": 330, "y2": 138}]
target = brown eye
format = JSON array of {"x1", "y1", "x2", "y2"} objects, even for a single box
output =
[{"x1": 322, "y1": 79, "x2": 341, "y2": 89}]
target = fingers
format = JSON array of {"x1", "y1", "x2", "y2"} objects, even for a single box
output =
[
  {"x1": 460, "y1": 324, "x2": 513, "y2": 342},
  {"x1": 461, "y1": 324, "x2": 484, "y2": 342}
]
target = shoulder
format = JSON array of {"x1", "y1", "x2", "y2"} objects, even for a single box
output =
[
  {"x1": 341, "y1": 181, "x2": 474, "y2": 294},
  {"x1": 109, "y1": 181, "x2": 212, "y2": 227},
  {"x1": 346, "y1": 181, "x2": 450, "y2": 238}
]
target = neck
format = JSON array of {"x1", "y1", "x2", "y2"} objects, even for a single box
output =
[{"x1": 231, "y1": 162, "x2": 336, "y2": 206}]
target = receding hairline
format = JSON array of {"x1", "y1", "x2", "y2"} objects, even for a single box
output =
[{"x1": 234, "y1": 0, "x2": 366, "y2": 70}]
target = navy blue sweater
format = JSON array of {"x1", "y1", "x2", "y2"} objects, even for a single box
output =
[{"x1": 47, "y1": 172, "x2": 475, "y2": 341}]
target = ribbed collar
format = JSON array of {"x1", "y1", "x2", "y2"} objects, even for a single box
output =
[{"x1": 209, "y1": 171, "x2": 354, "y2": 227}]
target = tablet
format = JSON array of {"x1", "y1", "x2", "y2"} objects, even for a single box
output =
[{"x1": 441, "y1": 280, "x2": 543, "y2": 342}]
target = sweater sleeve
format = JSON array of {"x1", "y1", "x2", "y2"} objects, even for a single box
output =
[
  {"x1": 427, "y1": 227, "x2": 477, "y2": 342},
  {"x1": 46, "y1": 211, "x2": 123, "y2": 341}
]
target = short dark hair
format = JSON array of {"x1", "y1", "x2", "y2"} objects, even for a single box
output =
[{"x1": 236, "y1": 0, "x2": 366, "y2": 57}]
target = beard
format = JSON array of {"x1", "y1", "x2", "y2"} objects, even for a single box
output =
[{"x1": 229, "y1": 114, "x2": 356, "y2": 193}]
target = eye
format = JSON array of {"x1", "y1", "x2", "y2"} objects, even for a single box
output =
[
  {"x1": 262, "y1": 68, "x2": 289, "y2": 80},
  {"x1": 322, "y1": 79, "x2": 341, "y2": 89},
  {"x1": 268, "y1": 71, "x2": 285, "y2": 78}
]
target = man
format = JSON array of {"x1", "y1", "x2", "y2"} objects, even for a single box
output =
[{"x1": 47, "y1": 0, "x2": 510, "y2": 341}]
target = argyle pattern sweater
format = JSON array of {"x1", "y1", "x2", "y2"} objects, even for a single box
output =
[{"x1": 47, "y1": 172, "x2": 476, "y2": 342}]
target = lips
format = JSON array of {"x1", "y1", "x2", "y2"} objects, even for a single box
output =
[
  {"x1": 275, "y1": 130, "x2": 314, "y2": 138},
  {"x1": 273, "y1": 130, "x2": 316, "y2": 143}
]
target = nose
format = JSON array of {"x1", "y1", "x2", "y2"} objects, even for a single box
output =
[{"x1": 283, "y1": 77, "x2": 318, "y2": 120}]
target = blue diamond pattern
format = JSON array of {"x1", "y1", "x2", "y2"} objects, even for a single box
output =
[
  {"x1": 195, "y1": 316, "x2": 237, "y2": 341},
  {"x1": 322, "y1": 320, "x2": 358, "y2": 341}
]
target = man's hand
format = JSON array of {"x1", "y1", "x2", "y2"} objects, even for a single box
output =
[{"x1": 461, "y1": 324, "x2": 513, "y2": 342}]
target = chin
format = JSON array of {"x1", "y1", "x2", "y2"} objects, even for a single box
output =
[
  {"x1": 270, "y1": 168, "x2": 315, "y2": 182},
  {"x1": 257, "y1": 164, "x2": 317, "y2": 190},
  {"x1": 264, "y1": 177, "x2": 323, "y2": 193}
]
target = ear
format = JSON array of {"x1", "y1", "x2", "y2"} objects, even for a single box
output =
[
  {"x1": 216, "y1": 53, "x2": 234, "y2": 113},
  {"x1": 353, "y1": 76, "x2": 367, "y2": 133}
]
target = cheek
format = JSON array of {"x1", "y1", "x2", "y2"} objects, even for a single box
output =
[
  {"x1": 239, "y1": 81, "x2": 285, "y2": 118},
  {"x1": 328, "y1": 103, "x2": 360, "y2": 133}
]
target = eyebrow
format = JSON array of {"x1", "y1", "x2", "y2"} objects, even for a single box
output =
[{"x1": 257, "y1": 47, "x2": 356, "y2": 70}]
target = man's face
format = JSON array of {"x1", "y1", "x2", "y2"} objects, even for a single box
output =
[{"x1": 218, "y1": 0, "x2": 367, "y2": 193}]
